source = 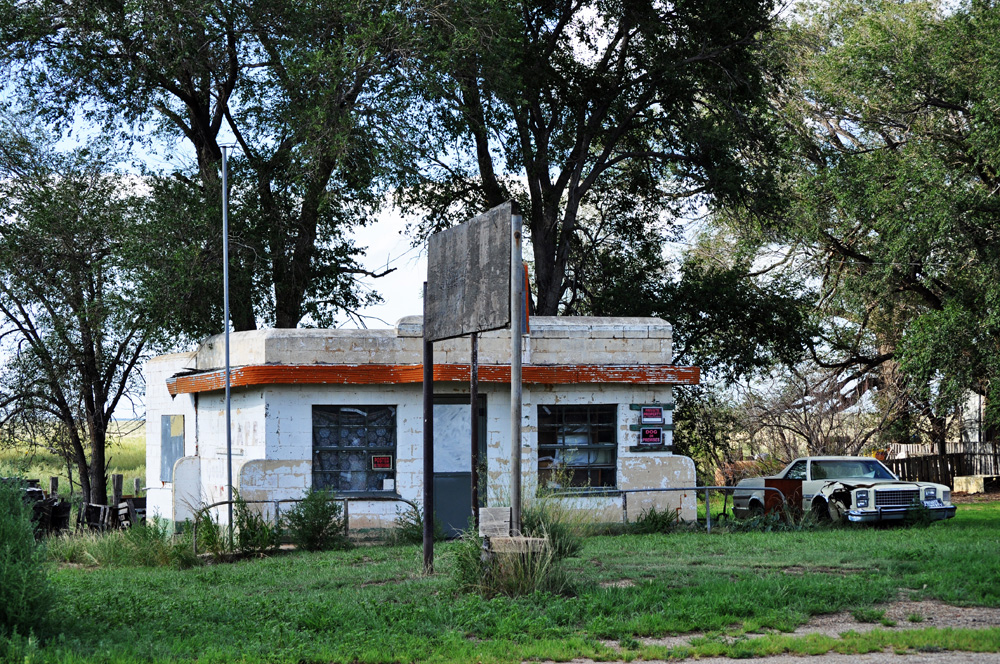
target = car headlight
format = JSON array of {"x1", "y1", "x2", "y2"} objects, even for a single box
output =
[
  {"x1": 924, "y1": 487, "x2": 937, "y2": 500},
  {"x1": 855, "y1": 489, "x2": 869, "y2": 508},
  {"x1": 943, "y1": 490, "x2": 950, "y2": 503}
]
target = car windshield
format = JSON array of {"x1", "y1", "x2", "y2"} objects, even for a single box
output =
[{"x1": 810, "y1": 460, "x2": 895, "y2": 480}]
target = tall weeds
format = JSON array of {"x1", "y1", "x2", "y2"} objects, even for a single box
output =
[
  {"x1": 283, "y1": 489, "x2": 351, "y2": 551},
  {"x1": 46, "y1": 518, "x2": 199, "y2": 569},
  {"x1": 451, "y1": 529, "x2": 569, "y2": 598}
]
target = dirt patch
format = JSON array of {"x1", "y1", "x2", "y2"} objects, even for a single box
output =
[
  {"x1": 951, "y1": 491, "x2": 1000, "y2": 504},
  {"x1": 638, "y1": 598, "x2": 1000, "y2": 650},
  {"x1": 781, "y1": 565, "x2": 860, "y2": 576},
  {"x1": 599, "y1": 579, "x2": 636, "y2": 588}
]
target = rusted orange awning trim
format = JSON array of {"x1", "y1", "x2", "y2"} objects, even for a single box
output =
[{"x1": 166, "y1": 363, "x2": 700, "y2": 396}]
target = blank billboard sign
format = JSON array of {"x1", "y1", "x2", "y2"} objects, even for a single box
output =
[{"x1": 425, "y1": 201, "x2": 515, "y2": 342}]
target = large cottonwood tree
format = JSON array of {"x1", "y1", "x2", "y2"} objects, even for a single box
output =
[
  {"x1": 0, "y1": 118, "x2": 167, "y2": 505},
  {"x1": 0, "y1": 0, "x2": 409, "y2": 329},
  {"x1": 771, "y1": 0, "x2": 1000, "y2": 450},
  {"x1": 398, "y1": 0, "x2": 781, "y2": 315}
]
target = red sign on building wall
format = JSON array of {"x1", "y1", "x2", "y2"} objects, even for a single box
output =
[{"x1": 640, "y1": 427, "x2": 663, "y2": 446}]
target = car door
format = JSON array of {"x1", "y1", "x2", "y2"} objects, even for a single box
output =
[{"x1": 782, "y1": 460, "x2": 809, "y2": 510}]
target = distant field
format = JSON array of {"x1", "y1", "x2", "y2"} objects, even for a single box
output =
[{"x1": 0, "y1": 421, "x2": 145, "y2": 497}]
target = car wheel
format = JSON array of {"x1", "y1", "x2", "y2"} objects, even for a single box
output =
[
  {"x1": 811, "y1": 499, "x2": 830, "y2": 523},
  {"x1": 749, "y1": 502, "x2": 765, "y2": 518},
  {"x1": 828, "y1": 499, "x2": 848, "y2": 524}
]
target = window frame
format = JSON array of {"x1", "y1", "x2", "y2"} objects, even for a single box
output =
[
  {"x1": 312, "y1": 405, "x2": 397, "y2": 494},
  {"x1": 536, "y1": 403, "x2": 618, "y2": 490}
]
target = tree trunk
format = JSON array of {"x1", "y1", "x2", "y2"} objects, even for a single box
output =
[{"x1": 930, "y1": 413, "x2": 948, "y2": 457}]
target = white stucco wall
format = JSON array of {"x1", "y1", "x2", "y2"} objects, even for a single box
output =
[
  {"x1": 145, "y1": 316, "x2": 695, "y2": 529},
  {"x1": 144, "y1": 352, "x2": 197, "y2": 524}
]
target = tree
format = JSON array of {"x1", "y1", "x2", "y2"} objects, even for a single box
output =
[
  {"x1": 0, "y1": 116, "x2": 165, "y2": 505},
  {"x1": 766, "y1": 0, "x2": 1000, "y2": 453},
  {"x1": 399, "y1": 0, "x2": 782, "y2": 315},
  {"x1": 1, "y1": 0, "x2": 408, "y2": 329}
]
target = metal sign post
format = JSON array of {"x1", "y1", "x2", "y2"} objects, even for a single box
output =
[
  {"x1": 510, "y1": 213, "x2": 523, "y2": 535},
  {"x1": 470, "y1": 332, "x2": 480, "y2": 529},
  {"x1": 422, "y1": 282, "x2": 434, "y2": 573}
]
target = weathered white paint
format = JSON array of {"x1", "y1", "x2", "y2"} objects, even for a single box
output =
[
  {"x1": 145, "y1": 316, "x2": 693, "y2": 529},
  {"x1": 144, "y1": 352, "x2": 197, "y2": 523}
]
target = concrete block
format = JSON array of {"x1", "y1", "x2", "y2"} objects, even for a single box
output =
[{"x1": 954, "y1": 475, "x2": 1000, "y2": 494}]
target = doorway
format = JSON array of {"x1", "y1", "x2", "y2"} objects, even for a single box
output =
[{"x1": 433, "y1": 394, "x2": 487, "y2": 537}]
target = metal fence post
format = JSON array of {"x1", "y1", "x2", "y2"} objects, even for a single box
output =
[{"x1": 705, "y1": 488, "x2": 711, "y2": 534}]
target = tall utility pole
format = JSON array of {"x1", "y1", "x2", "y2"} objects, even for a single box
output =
[{"x1": 222, "y1": 145, "x2": 233, "y2": 533}]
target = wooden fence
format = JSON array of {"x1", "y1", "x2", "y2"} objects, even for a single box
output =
[{"x1": 884, "y1": 452, "x2": 1000, "y2": 489}]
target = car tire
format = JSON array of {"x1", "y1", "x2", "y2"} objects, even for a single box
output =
[
  {"x1": 811, "y1": 499, "x2": 830, "y2": 523},
  {"x1": 828, "y1": 499, "x2": 848, "y2": 524},
  {"x1": 749, "y1": 502, "x2": 765, "y2": 518}
]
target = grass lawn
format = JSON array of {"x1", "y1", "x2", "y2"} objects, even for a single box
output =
[
  {"x1": 0, "y1": 422, "x2": 145, "y2": 498},
  {"x1": 5, "y1": 502, "x2": 1000, "y2": 663}
]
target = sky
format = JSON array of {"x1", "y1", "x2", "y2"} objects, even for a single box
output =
[{"x1": 348, "y1": 209, "x2": 427, "y2": 329}]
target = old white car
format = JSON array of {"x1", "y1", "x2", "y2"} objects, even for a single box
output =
[{"x1": 732, "y1": 456, "x2": 957, "y2": 524}]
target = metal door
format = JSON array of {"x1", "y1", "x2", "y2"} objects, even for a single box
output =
[{"x1": 433, "y1": 395, "x2": 486, "y2": 537}]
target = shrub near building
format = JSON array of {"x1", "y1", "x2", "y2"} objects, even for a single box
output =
[{"x1": 0, "y1": 480, "x2": 52, "y2": 636}]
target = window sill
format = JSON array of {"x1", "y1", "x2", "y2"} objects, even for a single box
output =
[
  {"x1": 536, "y1": 487, "x2": 621, "y2": 498},
  {"x1": 628, "y1": 445, "x2": 674, "y2": 453},
  {"x1": 335, "y1": 491, "x2": 403, "y2": 500}
]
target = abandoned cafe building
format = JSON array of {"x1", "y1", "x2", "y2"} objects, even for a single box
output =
[{"x1": 145, "y1": 316, "x2": 700, "y2": 534}]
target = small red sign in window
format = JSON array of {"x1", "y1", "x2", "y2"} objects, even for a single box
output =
[{"x1": 371, "y1": 455, "x2": 394, "y2": 470}]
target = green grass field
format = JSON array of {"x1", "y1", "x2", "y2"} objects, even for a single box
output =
[
  {"x1": 4, "y1": 501, "x2": 999, "y2": 663},
  {"x1": 0, "y1": 422, "x2": 145, "y2": 497}
]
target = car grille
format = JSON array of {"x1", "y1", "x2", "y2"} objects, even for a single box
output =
[{"x1": 875, "y1": 490, "x2": 919, "y2": 507}]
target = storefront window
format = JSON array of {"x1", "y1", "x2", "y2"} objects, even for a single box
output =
[
  {"x1": 537, "y1": 404, "x2": 617, "y2": 489},
  {"x1": 312, "y1": 405, "x2": 396, "y2": 493}
]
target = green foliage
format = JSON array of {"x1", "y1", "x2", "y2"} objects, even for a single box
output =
[
  {"x1": 582, "y1": 255, "x2": 814, "y2": 382},
  {"x1": 451, "y1": 530, "x2": 568, "y2": 599},
  {"x1": 5, "y1": 501, "x2": 1000, "y2": 661},
  {"x1": 0, "y1": 113, "x2": 173, "y2": 505},
  {"x1": 521, "y1": 501, "x2": 583, "y2": 561},
  {"x1": 193, "y1": 509, "x2": 228, "y2": 561},
  {"x1": 192, "y1": 495, "x2": 282, "y2": 559},
  {"x1": 0, "y1": 480, "x2": 52, "y2": 635},
  {"x1": 282, "y1": 490, "x2": 351, "y2": 552},
  {"x1": 629, "y1": 505, "x2": 682, "y2": 534},
  {"x1": 0, "y1": 0, "x2": 411, "y2": 331},
  {"x1": 45, "y1": 519, "x2": 200, "y2": 570},
  {"x1": 233, "y1": 492, "x2": 282, "y2": 556},
  {"x1": 387, "y1": 504, "x2": 445, "y2": 545},
  {"x1": 764, "y1": 0, "x2": 1000, "y2": 433},
  {"x1": 403, "y1": 0, "x2": 783, "y2": 315},
  {"x1": 722, "y1": 506, "x2": 822, "y2": 534},
  {"x1": 851, "y1": 607, "x2": 886, "y2": 624}
]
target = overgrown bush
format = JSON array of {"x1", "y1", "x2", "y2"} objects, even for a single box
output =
[
  {"x1": 283, "y1": 490, "x2": 351, "y2": 551},
  {"x1": 233, "y1": 492, "x2": 281, "y2": 556},
  {"x1": 0, "y1": 480, "x2": 52, "y2": 635},
  {"x1": 521, "y1": 501, "x2": 582, "y2": 560},
  {"x1": 629, "y1": 505, "x2": 681, "y2": 534},
  {"x1": 451, "y1": 529, "x2": 568, "y2": 598},
  {"x1": 193, "y1": 494, "x2": 281, "y2": 558},
  {"x1": 387, "y1": 504, "x2": 445, "y2": 545},
  {"x1": 193, "y1": 508, "x2": 228, "y2": 560}
]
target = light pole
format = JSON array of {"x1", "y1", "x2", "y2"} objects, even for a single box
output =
[{"x1": 222, "y1": 145, "x2": 233, "y2": 534}]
